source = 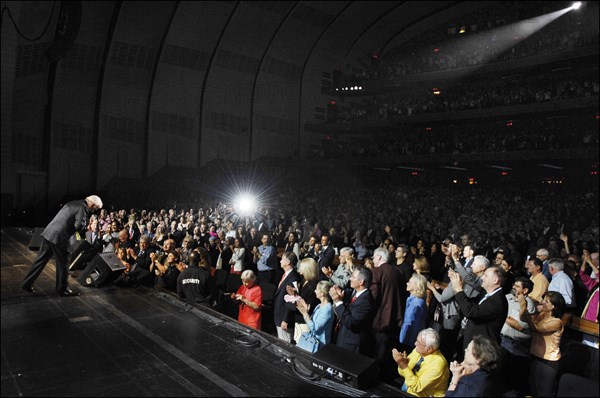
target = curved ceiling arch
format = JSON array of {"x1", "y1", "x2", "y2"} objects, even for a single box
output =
[
  {"x1": 144, "y1": 2, "x2": 180, "y2": 177},
  {"x1": 249, "y1": 1, "x2": 299, "y2": 161},
  {"x1": 344, "y1": 1, "x2": 407, "y2": 58}
]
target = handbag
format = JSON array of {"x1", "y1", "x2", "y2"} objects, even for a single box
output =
[{"x1": 296, "y1": 331, "x2": 320, "y2": 353}]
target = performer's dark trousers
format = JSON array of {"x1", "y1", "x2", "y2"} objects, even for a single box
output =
[{"x1": 22, "y1": 238, "x2": 69, "y2": 292}]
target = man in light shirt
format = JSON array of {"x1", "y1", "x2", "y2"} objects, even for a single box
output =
[
  {"x1": 501, "y1": 277, "x2": 536, "y2": 396},
  {"x1": 548, "y1": 258, "x2": 575, "y2": 310}
]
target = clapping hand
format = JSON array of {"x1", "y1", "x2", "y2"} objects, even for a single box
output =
[
  {"x1": 392, "y1": 348, "x2": 409, "y2": 369},
  {"x1": 448, "y1": 269, "x2": 463, "y2": 292},
  {"x1": 450, "y1": 360, "x2": 466, "y2": 378},
  {"x1": 296, "y1": 298, "x2": 310, "y2": 315},
  {"x1": 329, "y1": 285, "x2": 343, "y2": 302},
  {"x1": 441, "y1": 244, "x2": 451, "y2": 257}
]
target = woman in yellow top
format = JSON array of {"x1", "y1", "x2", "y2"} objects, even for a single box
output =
[{"x1": 518, "y1": 290, "x2": 566, "y2": 398}]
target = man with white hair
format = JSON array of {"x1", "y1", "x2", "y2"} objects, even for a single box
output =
[
  {"x1": 22, "y1": 195, "x2": 103, "y2": 297},
  {"x1": 392, "y1": 328, "x2": 449, "y2": 397},
  {"x1": 536, "y1": 248, "x2": 551, "y2": 281},
  {"x1": 371, "y1": 247, "x2": 404, "y2": 381},
  {"x1": 548, "y1": 258, "x2": 575, "y2": 309}
]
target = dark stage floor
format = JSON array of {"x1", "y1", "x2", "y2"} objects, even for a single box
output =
[{"x1": 1, "y1": 227, "x2": 404, "y2": 397}]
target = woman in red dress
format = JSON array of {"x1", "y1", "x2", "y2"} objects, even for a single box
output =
[{"x1": 232, "y1": 270, "x2": 263, "y2": 330}]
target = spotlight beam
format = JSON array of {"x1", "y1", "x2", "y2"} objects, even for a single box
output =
[{"x1": 398, "y1": 6, "x2": 574, "y2": 82}]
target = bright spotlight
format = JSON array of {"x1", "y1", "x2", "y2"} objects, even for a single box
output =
[
  {"x1": 572, "y1": 2, "x2": 581, "y2": 9},
  {"x1": 234, "y1": 193, "x2": 257, "y2": 216}
]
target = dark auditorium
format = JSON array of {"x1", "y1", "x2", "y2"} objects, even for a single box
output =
[{"x1": 2, "y1": 1, "x2": 599, "y2": 397}]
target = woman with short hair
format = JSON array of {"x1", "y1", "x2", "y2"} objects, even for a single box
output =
[
  {"x1": 233, "y1": 270, "x2": 262, "y2": 330},
  {"x1": 446, "y1": 335, "x2": 503, "y2": 397},
  {"x1": 399, "y1": 273, "x2": 428, "y2": 352}
]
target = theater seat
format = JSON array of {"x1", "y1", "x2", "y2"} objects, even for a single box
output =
[
  {"x1": 214, "y1": 269, "x2": 228, "y2": 291},
  {"x1": 259, "y1": 281, "x2": 276, "y2": 334},
  {"x1": 225, "y1": 273, "x2": 242, "y2": 294},
  {"x1": 555, "y1": 373, "x2": 599, "y2": 397}
]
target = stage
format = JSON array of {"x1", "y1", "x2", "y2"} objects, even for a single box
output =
[{"x1": 1, "y1": 227, "x2": 405, "y2": 397}]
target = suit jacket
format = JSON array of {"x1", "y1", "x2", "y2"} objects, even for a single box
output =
[
  {"x1": 455, "y1": 288, "x2": 508, "y2": 348},
  {"x1": 454, "y1": 260, "x2": 483, "y2": 299},
  {"x1": 274, "y1": 269, "x2": 301, "y2": 326},
  {"x1": 317, "y1": 245, "x2": 335, "y2": 269},
  {"x1": 127, "y1": 225, "x2": 141, "y2": 244},
  {"x1": 41, "y1": 199, "x2": 92, "y2": 247},
  {"x1": 129, "y1": 247, "x2": 157, "y2": 286},
  {"x1": 285, "y1": 279, "x2": 319, "y2": 324},
  {"x1": 445, "y1": 368, "x2": 499, "y2": 397},
  {"x1": 85, "y1": 230, "x2": 104, "y2": 253},
  {"x1": 335, "y1": 289, "x2": 376, "y2": 356},
  {"x1": 133, "y1": 247, "x2": 156, "y2": 271},
  {"x1": 463, "y1": 258, "x2": 474, "y2": 270},
  {"x1": 371, "y1": 262, "x2": 404, "y2": 332}
]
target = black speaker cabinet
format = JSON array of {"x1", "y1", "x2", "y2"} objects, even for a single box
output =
[
  {"x1": 28, "y1": 228, "x2": 45, "y2": 251},
  {"x1": 310, "y1": 343, "x2": 379, "y2": 389},
  {"x1": 77, "y1": 253, "x2": 126, "y2": 287},
  {"x1": 68, "y1": 240, "x2": 95, "y2": 270}
]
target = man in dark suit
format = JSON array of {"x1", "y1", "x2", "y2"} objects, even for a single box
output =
[
  {"x1": 85, "y1": 218, "x2": 104, "y2": 254},
  {"x1": 274, "y1": 252, "x2": 300, "y2": 343},
  {"x1": 395, "y1": 244, "x2": 414, "y2": 309},
  {"x1": 127, "y1": 234, "x2": 156, "y2": 286},
  {"x1": 461, "y1": 244, "x2": 476, "y2": 271},
  {"x1": 316, "y1": 235, "x2": 335, "y2": 272},
  {"x1": 330, "y1": 266, "x2": 376, "y2": 356},
  {"x1": 126, "y1": 216, "x2": 141, "y2": 245},
  {"x1": 371, "y1": 247, "x2": 404, "y2": 381},
  {"x1": 450, "y1": 266, "x2": 508, "y2": 355},
  {"x1": 21, "y1": 195, "x2": 103, "y2": 296}
]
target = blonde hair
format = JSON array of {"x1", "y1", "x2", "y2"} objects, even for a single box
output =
[
  {"x1": 298, "y1": 258, "x2": 320, "y2": 282},
  {"x1": 410, "y1": 273, "x2": 428, "y2": 299},
  {"x1": 316, "y1": 280, "x2": 333, "y2": 302}
]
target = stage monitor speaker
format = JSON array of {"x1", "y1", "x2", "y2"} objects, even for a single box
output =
[
  {"x1": 28, "y1": 228, "x2": 45, "y2": 251},
  {"x1": 68, "y1": 240, "x2": 95, "y2": 270},
  {"x1": 310, "y1": 343, "x2": 379, "y2": 389},
  {"x1": 77, "y1": 253, "x2": 126, "y2": 287}
]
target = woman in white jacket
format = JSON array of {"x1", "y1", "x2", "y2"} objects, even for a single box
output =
[{"x1": 229, "y1": 238, "x2": 246, "y2": 274}]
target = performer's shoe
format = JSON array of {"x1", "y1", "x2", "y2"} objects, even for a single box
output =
[
  {"x1": 58, "y1": 287, "x2": 80, "y2": 297},
  {"x1": 21, "y1": 285, "x2": 36, "y2": 294}
]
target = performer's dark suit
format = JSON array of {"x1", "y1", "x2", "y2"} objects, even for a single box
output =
[
  {"x1": 273, "y1": 269, "x2": 300, "y2": 328},
  {"x1": 335, "y1": 289, "x2": 376, "y2": 356},
  {"x1": 22, "y1": 199, "x2": 93, "y2": 293}
]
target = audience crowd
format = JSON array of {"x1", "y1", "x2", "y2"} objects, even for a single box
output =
[
  {"x1": 340, "y1": 0, "x2": 598, "y2": 84},
  {"x1": 317, "y1": 115, "x2": 599, "y2": 159},
  {"x1": 333, "y1": 67, "x2": 598, "y2": 124},
  {"x1": 81, "y1": 181, "x2": 598, "y2": 396}
]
